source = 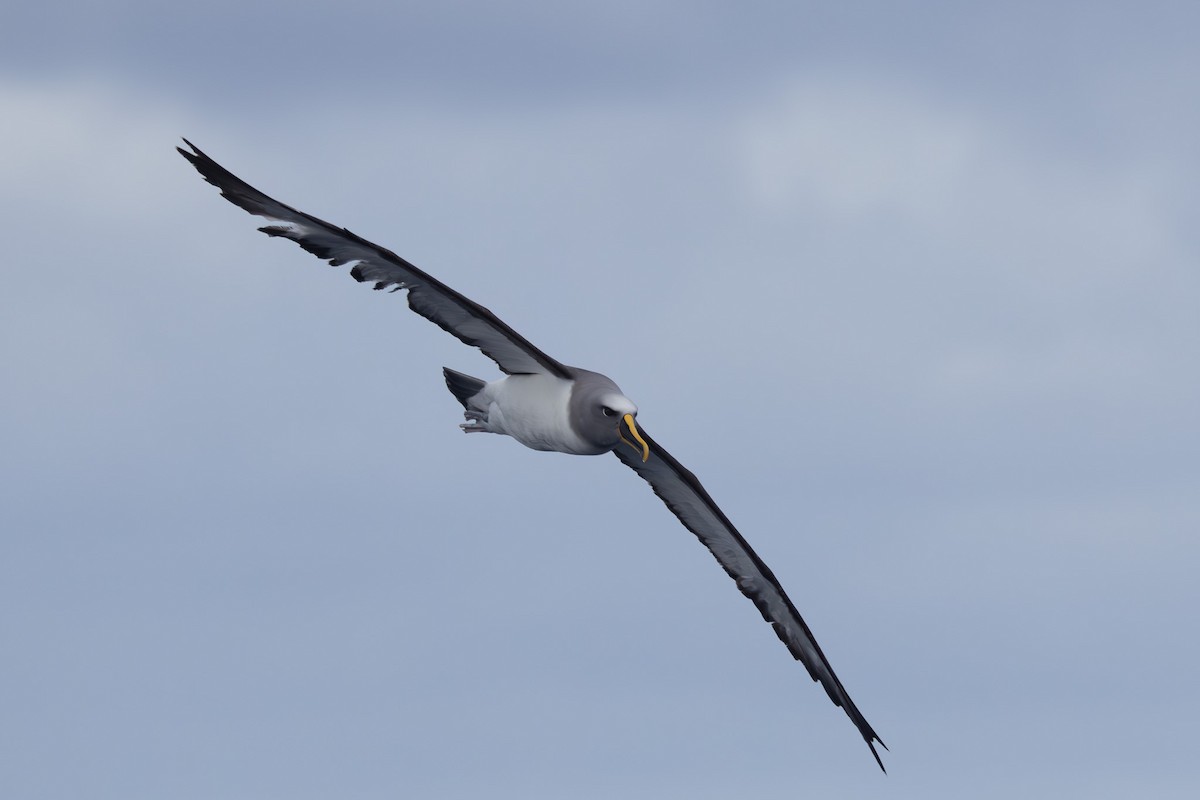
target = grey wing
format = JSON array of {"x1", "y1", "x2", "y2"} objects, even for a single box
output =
[
  {"x1": 613, "y1": 425, "x2": 887, "y2": 771},
  {"x1": 178, "y1": 140, "x2": 570, "y2": 378}
]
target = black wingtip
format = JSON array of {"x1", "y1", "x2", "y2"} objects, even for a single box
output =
[
  {"x1": 866, "y1": 734, "x2": 889, "y2": 773},
  {"x1": 176, "y1": 137, "x2": 201, "y2": 162},
  {"x1": 176, "y1": 137, "x2": 233, "y2": 194},
  {"x1": 870, "y1": 740, "x2": 887, "y2": 774}
]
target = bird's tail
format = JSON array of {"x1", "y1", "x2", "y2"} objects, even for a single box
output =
[{"x1": 442, "y1": 367, "x2": 487, "y2": 409}]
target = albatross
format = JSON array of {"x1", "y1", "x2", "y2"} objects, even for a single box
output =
[{"x1": 178, "y1": 139, "x2": 887, "y2": 771}]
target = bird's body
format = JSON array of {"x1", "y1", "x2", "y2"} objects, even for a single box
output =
[
  {"x1": 453, "y1": 367, "x2": 638, "y2": 453},
  {"x1": 461, "y1": 371, "x2": 596, "y2": 453},
  {"x1": 179, "y1": 139, "x2": 886, "y2": 771}
]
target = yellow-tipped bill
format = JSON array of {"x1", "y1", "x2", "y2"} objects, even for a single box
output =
[{"x1": 620, "y1": 413, "x2": 650, "y2": 462}]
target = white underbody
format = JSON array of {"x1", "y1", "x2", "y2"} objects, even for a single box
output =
[{"x1": 461, "y1": 373, "x2": 603, "y2": 455}]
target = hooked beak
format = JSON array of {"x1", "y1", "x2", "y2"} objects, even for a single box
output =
[{"x1": 619, "y1": 413, "x2": 649, "y2": 462}]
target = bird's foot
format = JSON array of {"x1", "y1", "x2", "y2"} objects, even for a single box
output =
[{"x1": 460, "y1": 410, "x2": 490, "y2": 433}]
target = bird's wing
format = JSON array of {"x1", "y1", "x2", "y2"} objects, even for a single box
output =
[
  {"x1": 613, "y1": 425, "x2": 887, "y2": 771},
  {"x1": 178, "y1": 140, "x2": 571, "y2": 378}
]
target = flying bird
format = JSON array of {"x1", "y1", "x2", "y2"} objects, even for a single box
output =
[{"x1": 178, "y1": 139, "x2": 887, "y2": 770}]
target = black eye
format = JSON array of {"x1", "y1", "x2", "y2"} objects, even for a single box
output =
[{"x1": 601, "y1": 406, "x2": 617, "y2": 417}]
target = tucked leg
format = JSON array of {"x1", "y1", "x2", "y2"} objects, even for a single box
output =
[{"x1": 460, "y1": 409, "x2": 492, "y2": 433}]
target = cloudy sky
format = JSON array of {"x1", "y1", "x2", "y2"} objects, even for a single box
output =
[{"x1": 3, "y1": 2, "x2": 1198, "y2": 798}]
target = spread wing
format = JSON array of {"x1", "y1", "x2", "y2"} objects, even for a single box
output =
[
  {"x1": 613, "y1": 425, "x2": 887, "y2": 771},
  {"x1": 177, "y1": 139, "x2": 571, "y2": 378}
]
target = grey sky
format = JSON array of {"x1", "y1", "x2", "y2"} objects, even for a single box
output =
[{"x1": 2, "y1": 2, "x2": 1198, "y2": 798}]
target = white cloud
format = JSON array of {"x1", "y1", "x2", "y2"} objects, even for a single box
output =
[
  {"x1": 739, "y1": 76, "x2": 982, "y2": 224},
  {"x1": 0, "y1": 79, "x2": 197, "y2": 219},
  {"x1": 737, "y1": 75, "x2": 1178, "y2": 267},
  {"x1": 733, "y1": 74, "x2": 1196, "y2": 415}
]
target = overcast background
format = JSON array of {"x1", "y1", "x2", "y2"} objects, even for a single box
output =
[{"x1": 2, "y1": 2, "x2": 1198, "y2": 798}]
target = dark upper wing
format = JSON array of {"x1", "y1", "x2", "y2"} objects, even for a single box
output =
[
  {"x1": 613, "y1": 425, "x2": 887, "y2": 771},
  {"x1": 178, "y1": 139, "x2": 571, "y2": 378}
]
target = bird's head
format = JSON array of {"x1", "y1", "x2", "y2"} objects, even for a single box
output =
[{"x1": 569, "y1": 369, "x2": 649, "y2": 461}]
